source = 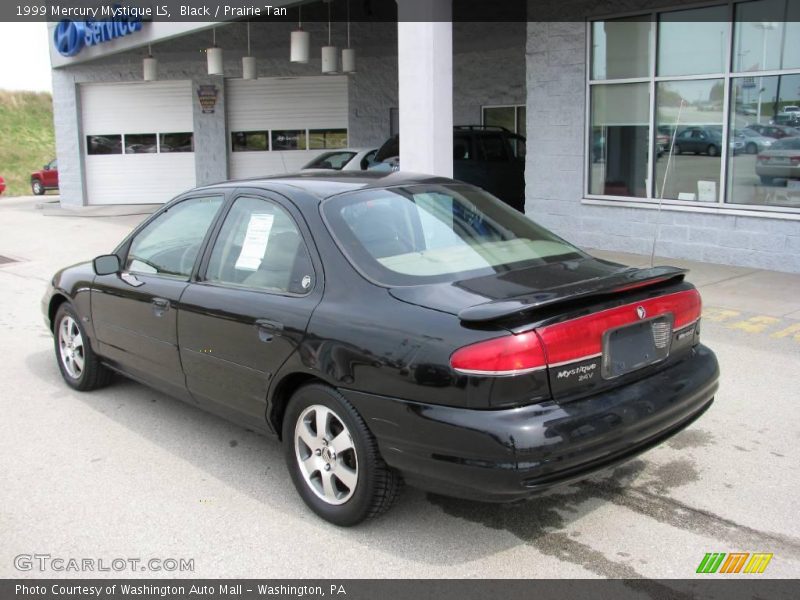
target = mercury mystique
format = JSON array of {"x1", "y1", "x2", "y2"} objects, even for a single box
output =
[{"x1": 43, "y1": 172, "x2": 719, "y2": 526}]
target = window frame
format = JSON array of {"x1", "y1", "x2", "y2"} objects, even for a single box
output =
[
  {"x1": 584, "y1": 0, "x2": 800, "y2": 218},
  {"x1": 194, "y1": 190, "x2": 320, "y2": 298}
]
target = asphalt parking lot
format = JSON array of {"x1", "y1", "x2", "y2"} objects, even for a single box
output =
[{"x1": 1, "y1": 195, "x2": 799, "y2": 580}]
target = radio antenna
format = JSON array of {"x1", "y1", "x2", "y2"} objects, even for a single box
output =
[{"x1": 650, "y1": 98, "x2": 686, "y2": 267}]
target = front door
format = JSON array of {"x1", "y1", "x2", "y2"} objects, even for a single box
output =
[
  {"x1": 91, "y1": 195, "x2": 225, "y2": 399},
  {"x1": 178, "y1": 193, "x2": 322, "y2": 426}
]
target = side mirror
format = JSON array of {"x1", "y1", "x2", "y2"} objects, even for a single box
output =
[{"x1": 93, "y1": 254, "x2": 121, "y2": 276}]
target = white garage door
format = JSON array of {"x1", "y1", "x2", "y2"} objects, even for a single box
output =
[
  {"x1": 81, "y1": 81, "x2": 195, "y2": 205},
  {"x1": 227, "y1": 76, "x2": 349, "y2": 179}
]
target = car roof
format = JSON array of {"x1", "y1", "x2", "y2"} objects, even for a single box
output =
[{"x1": 195, "y1": 171, "x2": 457, "y2": 201}]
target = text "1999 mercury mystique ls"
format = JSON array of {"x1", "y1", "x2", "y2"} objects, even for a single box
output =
[{"x1": 42, "y1": 172, "x2": 719, "y2": 526}]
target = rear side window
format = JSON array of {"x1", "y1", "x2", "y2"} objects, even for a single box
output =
[
  {"x1": 323, "y1": 184, "x2": 583, "y2": 286},
  {"x1": 304, "y1": 151, "x2": 357, "y2": 170},
  {"x1": 204, "y1": 196, "x2": 314, "y2": 295}
]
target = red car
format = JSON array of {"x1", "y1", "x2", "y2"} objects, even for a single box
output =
[
  {"x1": 0, "y1": 176, "x2": 6, "y2": 195},
  {"x1": 31, "y1": 159, "x2": 58, "y2": 195}
]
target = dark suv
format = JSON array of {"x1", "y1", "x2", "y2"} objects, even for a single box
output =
[{"x1": 371, "y1": 126, "x2": 526, "y2": 211}]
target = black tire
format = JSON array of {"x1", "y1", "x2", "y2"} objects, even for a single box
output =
[
  {"x1": 673, "y1": 144, "x2": 682, "y2": 155},
  {"x1": 53, "y1": 303, "x2": 113, "y2": 391},
  {"x1": 746, "y1": 142, "x2": 758, "y2": 155},
  {"x1": 31, "y1": 179, "x2": 44, "y2": 195},
  {"x1": 707, "y1": 144, "x2": 718, "y2": 157},
  {"x1": 760, "y1": 176, "x2": 775, "y2": 185},
  {"x1": 282, "y1": 383, "x2": 402, "y2": 526}
]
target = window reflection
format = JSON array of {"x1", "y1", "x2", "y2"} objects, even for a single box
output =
[
  {"x1": 728, "y1": 74, "x2": 800, "y2": 208},
  {"x1": 655, "y1": 80, "x2": 724, "y2": 202}
]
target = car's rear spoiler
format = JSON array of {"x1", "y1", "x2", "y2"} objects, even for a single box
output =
[{"x1": 457, "y1": 266, "x2": 688, "y2": 324}]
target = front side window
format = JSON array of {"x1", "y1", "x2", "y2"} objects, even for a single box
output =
[
  {"x1": 205, "y1": 196, "x2": 314, "y2": 294},
  {"x1": 323, "y1": 184, "x2": 583, "y2": 286},
  {"x1": 126, "y1": 196, "x2": 223, "y2": 278}
]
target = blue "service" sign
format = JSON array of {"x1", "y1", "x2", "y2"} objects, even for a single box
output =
[{"x1": 53, "y1": 18, "x2": 142, "y2": 57}]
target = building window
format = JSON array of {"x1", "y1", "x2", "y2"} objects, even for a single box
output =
[
  {"x1": 124, "y1": 133, "x2": 157, "y2": 154},
  {"x1": 309, "y1": 129, "x2": 348, "y2": 150},
  {"x1": 87, "y1": 135, "x2": 122, "y2": 155},
  {"x1": 271, "y1": 130, "x2": 306, "y2": 151},
  {"x1": 160, "y1": 132, "x2": 194, "y2": 153},
  {"x1": 588, "y1": 1, "x2": 800, "y2": 213},
  {"x1": 232, "y1": 131, "x2": 269, "y2": 152},
  {"x1": 483, "y1": 105, "x2": 526, "y2": 138}
]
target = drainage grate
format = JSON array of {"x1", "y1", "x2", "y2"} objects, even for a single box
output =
[{"x1": 0, "y1": 255, "x2": 18, "y2": 265}]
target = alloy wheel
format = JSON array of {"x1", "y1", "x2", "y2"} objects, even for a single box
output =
[
  {"x1": 294, "y1": 404, "x2": 359, "y2": 505},
  {"x1": 58, "y1": 315, "x2": 85, "y2": 379}
]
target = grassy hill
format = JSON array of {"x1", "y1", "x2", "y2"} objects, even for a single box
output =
[{"x1": 0, "y1": 90, "x2": 55, "y2": 196}]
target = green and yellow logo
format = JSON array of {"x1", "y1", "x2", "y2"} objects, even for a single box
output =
[{"x1": 696, "y1": 552, "x2": 773, "y2": 574}]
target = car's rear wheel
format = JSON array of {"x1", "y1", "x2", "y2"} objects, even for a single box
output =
[
  {"x1": 54, "y1": 304, "x2": 112, "y2": 391},
  {"x1": 707, "y1": 144, "x2": 718, "y2": 157},
  {"x1": 31, "y1": 179, "x2": 44, "y2": 195},
  {"x1": 283, "y1": 383, "x2": 402, "y2": 526},
  {"x1": 673, "y1": 144, "x2": 682, "y2": 155}
]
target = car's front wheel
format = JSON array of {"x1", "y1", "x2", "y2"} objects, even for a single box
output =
[
  {"x1": 283, "y1": 383, "x2": 402, "y2": 526},
  {"x1": 54, "y1": 303, "x2": 112, "y2": 391},
  {"x1": 31, "y1": 179, "x2": 44, "y2": 195}
]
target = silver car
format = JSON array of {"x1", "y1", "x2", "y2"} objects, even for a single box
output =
[
  {"x1": 737, "y1": 128, "x2": 776, "y2": 155},
  {"x1": 755, "y1": 136, "x2": 800, "y2": 185}
]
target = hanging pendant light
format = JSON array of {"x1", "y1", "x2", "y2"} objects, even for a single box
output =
[
  {"x1": 290, "y1": 6, "x2": 310, "y2": 63},
  {"x1": 342, "y1": 0, "x2": 356, "y2": 74},
  {"x1": 207, "y1": 28, "x2": 224, "y2": 75},
  {"x1": 143, "y1": 44, "x2": 158, "y2": 81},
  {"x1": 321, "y1": 0, "x2": 339, "y2": 74},
  {"x1": 242, "y1": 22, "x2": 256, "y2": 79}
]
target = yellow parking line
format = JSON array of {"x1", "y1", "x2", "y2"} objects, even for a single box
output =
[
  {"x1": 728, "y1": 316, "x2": 782, "y2": 334},
  {"x1": 771, "y1": 323, "x2": 800, "y2": 342},
  {"x1": 702, "y1": 308, "x2": 741, "y2": 322}
]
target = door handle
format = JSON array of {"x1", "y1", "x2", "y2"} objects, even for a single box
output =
[
  {"x1": 151, "y1": 297, "x2": 170, "y2": 317},
  {"x1": 255, "y1": 318, "x2": 283, "y2": 342}
]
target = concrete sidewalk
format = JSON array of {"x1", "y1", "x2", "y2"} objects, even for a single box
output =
[{"x1": 590, "y1": 248, "x2": 800, "y2": 320}]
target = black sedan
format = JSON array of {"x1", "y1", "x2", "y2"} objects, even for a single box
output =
[{"x1": 42, "y1": 172, "x2": 719, "y2": 526}]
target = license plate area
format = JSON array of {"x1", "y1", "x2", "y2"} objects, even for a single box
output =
[{"x1": 602, "y1": 315, "x2": 673, "y2": 379}]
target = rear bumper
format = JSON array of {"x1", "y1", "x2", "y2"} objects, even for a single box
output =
[{"x1": 342, "y1": 344, "x2": 718, "y2": 502}]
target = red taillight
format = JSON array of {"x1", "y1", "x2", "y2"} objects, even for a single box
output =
[
  {"x1": 450, "y1": 331, "x2": 546, "y2": 376},
  {"x1": 791, "y1": 156, "x2": 800, "y2": 166},
  {"x1": 537, "y1": 289, "x2": 701, "y2": 366},
  {"x1": 757, "y1": 154, "x2": 767, "y2": 161},
  {"x1": 451, "y1": 289, "x2": 701, "y2": 376}
]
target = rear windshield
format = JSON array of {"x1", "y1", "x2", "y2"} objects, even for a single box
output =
[
  {"x1": 322, "y1": 184, "x2": 584, "y2": 286},
  {"x1": 304, "y1": 151, "x2": 357, "y2": 170}
]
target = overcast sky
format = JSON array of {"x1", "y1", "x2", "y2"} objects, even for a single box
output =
[{"x1": 0, "y1": 22, "x2": 53, "y2": 92}]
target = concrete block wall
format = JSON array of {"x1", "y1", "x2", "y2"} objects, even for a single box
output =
[{"x1": 524, "y1": 20, "x2": 800, "y2": 273}]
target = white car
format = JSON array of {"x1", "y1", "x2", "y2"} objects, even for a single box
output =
[{"x1": 301, "y1": 148, "x2": 377, "y2": 172}]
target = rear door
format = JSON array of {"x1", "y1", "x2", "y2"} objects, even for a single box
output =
[
  {"x1": 178, "y1": 192, "x2": 323, "y2": 425},
  {"x1": 91, "y1": 194, "x2": 225, "y2": 398}
]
